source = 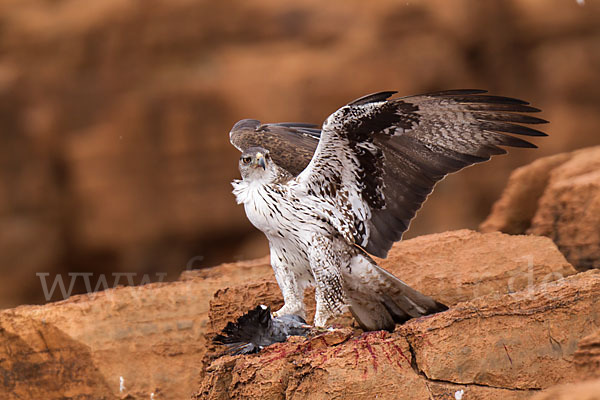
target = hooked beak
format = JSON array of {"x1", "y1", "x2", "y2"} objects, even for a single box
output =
[{"x1": 256, "y1": 153, "x2": 266, "y2": 170}]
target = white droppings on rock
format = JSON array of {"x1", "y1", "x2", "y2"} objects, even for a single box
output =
[
  {"x1": 455, "y1": 389, "x2": 465, "y2": 400},
  {"x1": 119, "y1": 376, "x2": 125, "y2": 393}
]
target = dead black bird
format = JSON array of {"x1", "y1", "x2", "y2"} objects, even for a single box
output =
[{"x1": 213, "y1": 305, "x2": 311, "y2": 355}]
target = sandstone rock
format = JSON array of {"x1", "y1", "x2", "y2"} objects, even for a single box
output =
[
  {"x1": 574, "y1": 328, "x2": 600, "y2": 381},
  {"x1": 479, "y1": 153, "x2": 573, "y2": 234},
  {"x1": 481, "y1": 147, "x2": 600, "y2": 271},
  {"x1": 179, "y1": 256, "x2": 271, "y2": 283},
  {"x1": 377, "y1": 229, "x2": 576, "y2": 306},
  {"x1": 0, "y1": 256, "x2": 271, "y2": 400},
  {"x1": 0, "y1": 230, "x2": 576, "y2": 398},
  {"x1": 528, "y1": 148, "x2": 600, "y2": 270},
  {"x1": 531, "y1": 379, "x2": 600, "y2": 400},
  {"x1": 198, "y1": 270, "x2": 600, "y2": 399},
  {"x1": 404, "y1": 270, "x2": 600, "y2": 390},
  {"x1": 197, "y1": 329, "x2": 534, "y2": 400},
  {"x1": 200, "y1": 230, "x2": 578, "y2": 395},
  {"x1": 0, "y1": 313, "x2": 113, "y2": 399},
  {"x1": 0, "y1": 227, "x2": 591, "y2": 399}
]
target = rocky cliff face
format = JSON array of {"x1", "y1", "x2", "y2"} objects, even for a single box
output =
[
  {"x1": 481, "y1": 146, "x2": 600, "y2": 271},
  {"x1": 1, "y1": 225, "x2": 597, "y2": 399},
  {"x1": 198, "y1": 271, "x2": 600, "y2": 400},
  {"x1": 1, "y1": 0, "x2": 599, "y2": 308}
]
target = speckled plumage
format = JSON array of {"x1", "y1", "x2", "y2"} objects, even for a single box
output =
[{"x1": 230, "y1": 90, "x2": 546, "y2": 331}]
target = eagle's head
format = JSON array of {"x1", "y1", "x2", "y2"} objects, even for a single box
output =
[{"x1": 239, "y1": 146, "x2": 275, "y2": 182}]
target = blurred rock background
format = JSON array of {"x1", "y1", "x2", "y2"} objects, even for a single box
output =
[{"x1": 0, "y1": 0, "x2": 598, "y2": 308}]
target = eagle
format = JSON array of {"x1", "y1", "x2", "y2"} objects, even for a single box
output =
[{"x1": 230, "y1": 89, "x2": 546, "y2": 331}]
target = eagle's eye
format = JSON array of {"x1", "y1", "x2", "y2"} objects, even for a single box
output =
[{"x1": 241, "y1": 156, "x2": 252, "y2": 165}]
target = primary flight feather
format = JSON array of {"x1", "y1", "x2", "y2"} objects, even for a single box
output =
[{"x1": 230, "y1": 89, "x2": 546, "y2": 331}]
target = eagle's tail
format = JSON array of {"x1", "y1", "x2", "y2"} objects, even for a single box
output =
[{"x1": 344, "y1": 253, "x2": 447, "y2": 331}]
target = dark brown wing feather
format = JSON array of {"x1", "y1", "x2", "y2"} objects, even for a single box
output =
[
  {"x1": 362, "y1": 90, "x2": 547, "y2": 257},
  {"x1": 229, "y1": 119, "x2": 319, "y2": 176}
]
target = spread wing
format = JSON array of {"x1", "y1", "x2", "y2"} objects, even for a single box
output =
[
  {"x1": 229, "y1": 119, "x2": 319, "y2": 176},
  {"x1": 297, "y1": 89, "x2": 547, "y2": 258}
]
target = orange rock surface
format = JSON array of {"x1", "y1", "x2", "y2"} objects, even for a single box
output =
[
  {"x1": 198, "y1": 270, "x2": 600, "y2": 399},
  {"x1": 0, "y1": 229, "x2": 586, "y2": 399},
  {"x1": 482, "y1": 146, "x2": 600, "y2": 270}
]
